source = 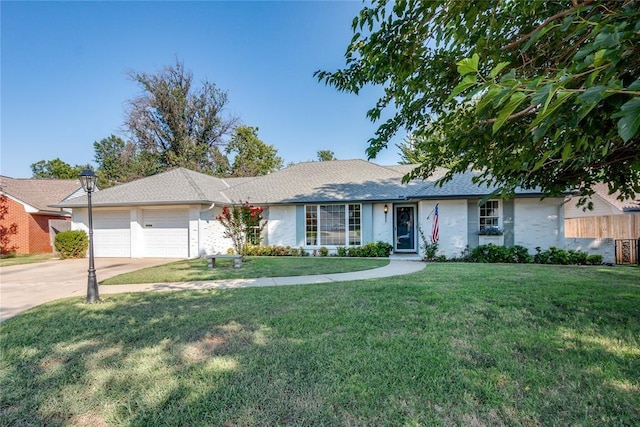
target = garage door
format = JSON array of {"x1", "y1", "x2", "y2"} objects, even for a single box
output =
[
  {"x1": 142, "y1": 209, "x2": 189, "y2": 258},
  {"x1": 93, "y1": 211, "x2": 131, "y2": 257}
]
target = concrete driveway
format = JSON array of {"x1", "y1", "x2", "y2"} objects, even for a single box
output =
[{"x1": 0, "y1": 258, "x2": 175, "y2": 321}]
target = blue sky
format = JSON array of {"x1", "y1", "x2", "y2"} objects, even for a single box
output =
[{"x1": 1, "y1": 1, "x2": 404, "y2": 178}]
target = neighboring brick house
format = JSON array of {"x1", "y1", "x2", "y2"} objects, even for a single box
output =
[{"x1": 0, "y1": 176, "x2": 83, "y2": 254}]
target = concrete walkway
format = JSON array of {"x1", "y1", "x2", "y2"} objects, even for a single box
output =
[{"x1": 100, "y1": 259, "x2": 427, "y2": 294}]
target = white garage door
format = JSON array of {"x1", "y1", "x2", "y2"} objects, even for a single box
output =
[
  {"x1": 142, "y1": 209, "x2": 189, "y2": 258},
  {"x1": 93, "y1": 211, "x2": 131, "y2": 257}
]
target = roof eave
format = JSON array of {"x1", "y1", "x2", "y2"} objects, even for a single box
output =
[{"x1": 51, "y1": 199, "x2": 221, "y2": 209}]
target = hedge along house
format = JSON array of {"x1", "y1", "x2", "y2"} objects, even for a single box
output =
[{"x1": 52, "y1": 160, "x2": 566, "y2": 259}]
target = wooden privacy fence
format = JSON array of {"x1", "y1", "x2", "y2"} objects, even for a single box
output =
[{"x1": 565, "y1": 214, "x2": 640, "y2": 239}]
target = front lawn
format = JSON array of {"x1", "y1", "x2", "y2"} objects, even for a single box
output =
[
  {"x1": 0, "y1": 253, "x2": 54, "y2": 267},
  {"x1": 101, "y1": 256, "x2": 389, "y2": 285},
  {"x1": 1, "y1": 263, "x2": 638, "y2": 425}
]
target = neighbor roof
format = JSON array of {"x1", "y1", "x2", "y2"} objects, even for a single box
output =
[
  {"x1": 591, "y1": 183, "x2": 640, "y2": 212},
  {"x1": 52, "y1": 160, "x2": 548, "y2": 208},
  {"x1": 0, "y1": 175, "x2": 81, "y2": 214}
]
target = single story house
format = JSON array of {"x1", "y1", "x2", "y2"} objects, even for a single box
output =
[
  {"x1": 52, "y1": 160, "x2": 567, "y2": 259},
  {"x1": 0, "y1": 175, "x2": 83, "y2": 254}
]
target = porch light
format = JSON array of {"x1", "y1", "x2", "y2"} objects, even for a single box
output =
[
  {"x1": 79, "y1": 169, "x2": 100, "y2": 303},
  {"x1": 384, "y1": 204, "x2": 388, "y2": 222}
]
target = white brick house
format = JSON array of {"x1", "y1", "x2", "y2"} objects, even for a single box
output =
[{"x1": 53, "y1": 160, "x2": 567, "y2": 259}]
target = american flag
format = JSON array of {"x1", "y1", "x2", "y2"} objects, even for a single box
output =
[{"x1": 431, "y1": 203, "x2": 439, "y2": 243}]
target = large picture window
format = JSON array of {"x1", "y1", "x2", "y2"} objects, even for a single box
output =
[
  {"x1": 305, "y1": 204, "x2": 361, "y2": 246},
  {"x1": 479, "y1": 200, "x2": 500, "y2": 231}
]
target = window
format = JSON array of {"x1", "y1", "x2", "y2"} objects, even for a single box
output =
[
  {"x1": 348, "y1": 204, "x2": 361, "y2": 246},
  {"x1": 305, "y1": 204, "x2": 361, "y2": 246},
  {"x1": 306, "y1": 206, "x2": 318, "y2": 246},
  {"x1": 320, "y1": 205, "x2": 345, "y2": 245},
  {"x1": 479, "y1": 200, "x2": 500, "y2": 231}
]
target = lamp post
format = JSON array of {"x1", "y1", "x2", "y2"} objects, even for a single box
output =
[{"x1": 79, "y1": 169, "x2": 100, "y2": 303}]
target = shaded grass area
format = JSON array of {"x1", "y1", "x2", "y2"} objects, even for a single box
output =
[
  {"x1": 1, "y1": 264, "x2": 639, "y2": 425},
  {"x1": 0, "y1": 253, "x2": 54, "y2": 267},
  {"x1": 101, "y1": 256, "x2": 389, "y2": 285}
]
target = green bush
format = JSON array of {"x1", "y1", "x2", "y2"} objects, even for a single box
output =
[
  {"x1": 534, "y1": 247, "x2": 593, "y2": 265},
  {"x1": 511, "y1": 245, "x2": 533, "y2": 263},
  {"x1": 245, "y1": 242, "x2": 392, "y2": 258},
  {"x1": 586, "y1": 254, "x2": 603, "y2": 265},
  {"x1": 342, "y1": 241, "x2": 393, "y2": 257},
  {"x1": 54, "y1": 230, "x2": 88, "y2": 259},
  {"x1": 468, "y1": 244, "x2": 515, "y2": 263},
  {"x1": 468, "y1": 245, "x2": 598, "y2": 266}
]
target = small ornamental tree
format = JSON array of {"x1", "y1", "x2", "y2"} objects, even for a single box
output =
[
  {"x1": 217, "y1": 201, "x2": 267, "y2": 256},
  {"x1": 0, "y1": 195, "x2": 18, "y2": 255}
]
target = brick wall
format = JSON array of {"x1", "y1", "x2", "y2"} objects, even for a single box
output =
[
  {"x1": 2, "y1": 197, "x2": 30, "y2": 254},
  {"x1": 1, "y1": 196, "x2": 69, "y2": 254}
]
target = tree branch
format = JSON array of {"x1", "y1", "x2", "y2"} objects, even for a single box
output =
[{"x1": 504, "y1": 0, "x2": 595, "y2": 51}]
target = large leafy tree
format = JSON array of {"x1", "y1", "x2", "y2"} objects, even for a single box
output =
[
  {"x1": 31, "y1": 158, "x2": 84, "y2": 179},
  {"x1": 93, "y1": 135, "x2": 161, "y2": 188},
  {"x1": 316, "y1": 0, "x2": 640, "y2": 203},
  {"x1": 225, "y1": 126, "x2": 283, "y2": 177},
  {"x1": 125, "y1": 60, "x2": 238, "y2": 174}
]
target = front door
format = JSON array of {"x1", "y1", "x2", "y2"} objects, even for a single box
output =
[{"x1": 395, "y1": 205, "x2": 416, "y2": 252}]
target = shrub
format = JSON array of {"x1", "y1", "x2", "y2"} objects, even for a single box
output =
[
  {"x1": 510, "y1": 245, "x2": 532, "y2": 263},
  {"x1": 54, "y1": 230, "x2": 88, "y2": 259},
  {"x1": 568, "y1": 249, "x2": 588, "y2": 265},
  {"x1": 336, "y1": 247, "x2": 347, "y2": 257},
  {"x1": 586, "y1": 254, "x2": 603, "y2": 265},
  {"x1": 534, "y1": 247, "x2": 592, "y2": 265},
  {"x1": 373, "y1": 241, "x2": 393, "y2": 257},
  {"x1": 318, "y1": 246, "x2": 329, "y2": 257},
  {"x1": 468, "y1": 244, "x2": 514, "y2": 263}
]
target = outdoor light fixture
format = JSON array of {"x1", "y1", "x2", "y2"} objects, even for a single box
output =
[
  {"x1": 79, "y1": 169, "x2": 100, "y2": 303},
  {"x1": 384, "y1": 204, "x2": 389, "y2": 222}
]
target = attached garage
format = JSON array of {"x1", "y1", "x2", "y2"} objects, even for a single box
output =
[
  {"x1": 141, "y1": 209, "x2": 189, "y2": 258},
  {"x1": 93, "y1": 210, "x2": 131, "y2": 257}
]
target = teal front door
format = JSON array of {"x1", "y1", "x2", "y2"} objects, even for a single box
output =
[{"x1": 395, "y1": 205, "x2": 416, "y2": 252}]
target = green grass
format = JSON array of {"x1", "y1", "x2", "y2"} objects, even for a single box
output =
[
  {"x1": 1, "y1": 263, "x2": 639, "y2": 425},
  {"x1": 101, "y1": 256, "x2": 390, "y2": 285},
  {"x1": 0, "y1": 253, "x2": 54, "y2": 267}
]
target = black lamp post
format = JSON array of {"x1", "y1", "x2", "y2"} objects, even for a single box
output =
[{"x1": 79, "y1": 169, "x2": 100, "y2": 303}]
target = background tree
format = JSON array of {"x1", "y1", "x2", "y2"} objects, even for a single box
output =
[
  {"x1": 316, "y1": 0, "x2": 640, "y2": 203},
  {"x1": 31, "y1": 158, "x2": 84, "y2": 179},
  {"x1": 125, "y1": 60, "x2": 238, "y2": 174},
  {"x1": 226, "y1": 126, "x2": 283, "y2": 177},
  {"x1": 93, "y1": 135, "x2": 160, "y2": 188},
  {"x1": 316, "y1": 150, "x2": 337, "y2": 161},
  {"x1": 396, "y1": 129, "x2": 458, "y2": 168}
]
